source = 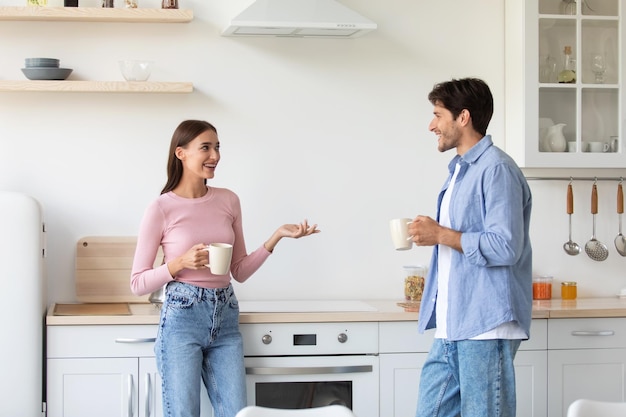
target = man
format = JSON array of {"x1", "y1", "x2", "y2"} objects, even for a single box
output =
[{"x1": 408, "y1": 78, "x2": 532, "y2": 417}]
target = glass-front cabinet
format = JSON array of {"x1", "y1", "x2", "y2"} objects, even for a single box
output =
[{"x1": 505, "y1": 0, "x2": 625, "y2": 168}]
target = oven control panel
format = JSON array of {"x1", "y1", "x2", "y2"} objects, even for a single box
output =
[{"x1": 241, "y1": 322, "x2": 378, "y2": 356}]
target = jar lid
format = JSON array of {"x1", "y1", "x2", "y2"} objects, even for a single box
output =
[
  {"x1": 533, "y1": 276, "x2": 553, "y2": 281},
  {"x1": 403, "y1": 265, "x2": 425, "y2": 272},
  {"x1": 561, "y1": 281, "x2": 577, "y2": 286}
]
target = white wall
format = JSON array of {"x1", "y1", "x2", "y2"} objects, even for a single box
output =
[{"x1": 1, "y1": 0, "x2": 624, "y2": 304}]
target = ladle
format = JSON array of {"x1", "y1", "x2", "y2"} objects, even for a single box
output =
[
  {"x1": 614, "y1": 181, "x2": 626, "y2": 256},
  {"x1": 585, "y1": 182, "x2": 609, "y2": 261},
  {"x1": 563, "y1": 183, "x2": 581, "y2": 255}
]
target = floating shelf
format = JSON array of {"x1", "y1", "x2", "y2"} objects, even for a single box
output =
[
  {"x1": 0, "y1": 6, "x2": 193, "y2": 23},
  {"x1": 0, "y1": 80, "x2": 193, "y2": 93}
]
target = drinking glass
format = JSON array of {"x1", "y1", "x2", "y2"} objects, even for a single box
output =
[
  {"x1": 539, "y1": 55, "x2": 557, "y2": 83},
  {"x1": 591, "y1": 54, "x2": 606, "y2": 83},
  {"x1": 560, "y1": 0, "x2": 576, "y2": 14}
]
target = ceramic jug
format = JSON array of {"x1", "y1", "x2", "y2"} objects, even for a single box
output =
[
  {"x1": 538, "y1": 118, "x2": 554, "y2": 152},
  {"x1": 545, "y1": 123, "x2": 567, "y2": 152}
]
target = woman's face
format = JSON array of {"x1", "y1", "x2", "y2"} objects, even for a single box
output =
[{"x1": 176, "y1": 130, "x2": 220, "y2": 180}]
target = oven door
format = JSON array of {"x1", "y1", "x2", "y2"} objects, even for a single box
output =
[{"x1": 245, "y1": 354, "x2": 379, "y2": 417}]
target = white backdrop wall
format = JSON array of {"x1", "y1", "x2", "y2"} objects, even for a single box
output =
[{"x1": 1, "y1": 0, "x2": 624, "y2": 304}]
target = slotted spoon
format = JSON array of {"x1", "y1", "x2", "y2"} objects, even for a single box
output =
[{"x1": 585, "y1": 183, "x2": 609, "y2": 261}]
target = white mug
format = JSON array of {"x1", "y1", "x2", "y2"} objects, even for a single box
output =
[
  {"x1": 389, "y1": 218, "x2": 413, "y2": 251},
  {"x1": 587, "y1": 141, "x2": 609, "y2": 153},
  {"x1": 567, "y1": 141, "x2": 577, "y2": 152},
  {"x1": 204, "y1": 243, "x2": 233, "y2": 275}
]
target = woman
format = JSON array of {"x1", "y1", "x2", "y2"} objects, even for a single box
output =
[{"x1": 130, "y1": 120, "x2": 319, "y2": 417}]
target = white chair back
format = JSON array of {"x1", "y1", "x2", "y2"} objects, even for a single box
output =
[
  {"x1": 566, "y1": 398, "x2": 626, "y2": 417},
  {"x1": 235, "y1": 405, "x2": 357, "y2": 417}
]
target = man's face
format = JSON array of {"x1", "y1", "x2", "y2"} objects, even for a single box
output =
[{"x1": 428, "y1": 102, "x2": 461, "y2": 153}]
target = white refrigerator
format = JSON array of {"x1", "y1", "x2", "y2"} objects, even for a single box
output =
[{"x1": 0, "y1": 191, "x2": 46, "y2": 417}]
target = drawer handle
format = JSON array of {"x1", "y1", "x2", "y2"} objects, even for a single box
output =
[
  {"x1": 128, "y1": 374, "x2": 135, "y2": 417},
  {"x1": 246, "y1": 365, "x2": 373, "y2": 376},
  {"x1": 115, "y1": 338, "x2": 157, "y2": 344},
  {"x1": 145, "y1": 373, "x2": 151, "y2": 417},
  {"x1": 571, "y1": 330, "x2": 615, "y2": 337}
]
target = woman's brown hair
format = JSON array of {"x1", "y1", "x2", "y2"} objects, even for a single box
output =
[{"x1": 161, "y1": 120, "x2": 217, "y2": 195}]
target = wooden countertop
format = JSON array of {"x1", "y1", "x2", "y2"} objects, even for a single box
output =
[
  {"x1": 45, "y1": 298, "x2": 626, "y2": 326},
  {"x1": 532, "y1": 297, "x2": 626, "y2": 318},
  {"x1": 46, "y1": 300, "x2": 419, "y2": 326}
]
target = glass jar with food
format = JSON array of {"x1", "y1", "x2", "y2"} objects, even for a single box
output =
[
  {"x1": 403, "y1": 265, "x2": 426, "y2": 301},
  {"x1": 532, "y1": 276, "x2": 553, "y2": 300},
  {"x1": 561, "y1": 281, "x2": 578, "y2": 300}
]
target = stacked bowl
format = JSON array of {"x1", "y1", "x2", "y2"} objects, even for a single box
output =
[{"x1": 21, "y1": 57, "x2": 73, "y2": 80}]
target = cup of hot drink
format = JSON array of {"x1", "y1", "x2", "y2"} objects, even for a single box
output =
[
  {"x1": 205, "y1": 243, "x2": 233, "y2": 275},
  {"x1": 389, "y1": 218, "x2": 413, "y2": 251}
]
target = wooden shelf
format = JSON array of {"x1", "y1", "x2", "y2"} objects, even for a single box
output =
[
  {"x1": 0, "y1": 6, "x2": 193, "y2": 23},
  {"x1": 0, "y1": 80, "x2": 193, "y2": 93}
]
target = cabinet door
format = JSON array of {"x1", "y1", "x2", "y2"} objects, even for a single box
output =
[
  {"x1": 547, "y1": 348, "x2": 626, "y2": 417},
  {"x1": 505, "y1": 0, "x2": 626, "y2": 168},
  {"x1": 47, "y1": 357, "x2": 138, "y2": 417},
  {"x1": 139, "y1": 358, "x2": 162, "y2": 417},
  {"x1": 379, "y1": 353, "x2": 426, "y2": 417},
  {"x1": 515, "y1": 350, "x2": 548, "y2": 417}
]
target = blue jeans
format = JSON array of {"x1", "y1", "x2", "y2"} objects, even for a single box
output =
[
  {"x1": 155, "y1": 282, "x2": 246, "y2": 417},
  {"x1": 415, "y1": 338, "x2": 521, "y2": 417}
]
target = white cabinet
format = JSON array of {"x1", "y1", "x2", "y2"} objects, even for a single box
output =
[
  {"x1": 379, "y1": 353, "x2": 425, "y2": 417},
  {"x1": 505, "y1": 0, "x2": 626, "y2": 168},
  {"x1": 378, "y1": 320, "x2": 547, "y2": 417},
  {"x1": 140, "y1": 358, "x2": 164, "y2": 417},
  {"x1": 47, "y1": 357, "x2": 156, "y2": 417},
  {"x1": 516, "y1": 319, "x2": 548, "y2": 417},
  {"x1": 547, "y1": 318, "x2": 626, "y2": 417},
  {"x1": 46, "y1": 325, "x2": 212, "y2": 417},
  {"x1": 378, "y1": 322, "x2": 434, "y2": 417}
]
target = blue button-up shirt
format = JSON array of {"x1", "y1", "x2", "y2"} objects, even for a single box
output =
[{"x1": 417, "y1": 135, "x2": 533, "y2": 341}]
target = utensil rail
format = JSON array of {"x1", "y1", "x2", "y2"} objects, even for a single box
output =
[{"x1": 525, "y1": 176, "x2": 624, "y2": 182}]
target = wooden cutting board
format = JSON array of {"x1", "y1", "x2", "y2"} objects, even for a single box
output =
[
  {"x1": 75, "y1": 236, "x2": 163, "y2": 303},
  {"x1": 54, "y1": 303, "x2": 131, "y2": 316}
]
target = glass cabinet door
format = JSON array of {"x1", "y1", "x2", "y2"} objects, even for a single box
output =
[{"x1": 505, "y1": 0, "x2": 625, "y2": 168}]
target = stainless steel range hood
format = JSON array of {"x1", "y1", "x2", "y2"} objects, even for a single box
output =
[{"x1": 222, "y1": 0, "x2": 377, "y2": 38}]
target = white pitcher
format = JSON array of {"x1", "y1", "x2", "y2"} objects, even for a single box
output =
[{"x1": 544, "y1": 123, "x2": 567, "y2": 152}]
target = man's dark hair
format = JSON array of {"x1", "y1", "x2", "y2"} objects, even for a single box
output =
[{"x1": 428, "y1": 78, "x2": 493, "y2": 137}]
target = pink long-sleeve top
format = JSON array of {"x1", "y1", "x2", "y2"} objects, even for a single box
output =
[{"x1": 130, "y1": 186, "x2": 271, "y2": 296}]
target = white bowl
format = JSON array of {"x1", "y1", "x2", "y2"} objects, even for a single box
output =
[{"x1": 119, "y1": 60, "x2": 153, "y2": 81}]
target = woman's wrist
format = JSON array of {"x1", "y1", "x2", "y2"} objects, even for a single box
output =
[
  {"x1": 167, "y1": 258, "x2": 183, "y2": 278},
  {"x1": 264, "y1": 232, "x2": 282, "y2": 253}
]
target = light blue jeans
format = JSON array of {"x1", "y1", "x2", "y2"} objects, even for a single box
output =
[
  {"x1": 415, "y1": 338, "x2": 521, "y2": 417},
  {"x1": 155, "y1": 282, "x2": 246, "y2": 417}
]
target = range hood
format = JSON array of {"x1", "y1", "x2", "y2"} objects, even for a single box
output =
[{"x1": 222, "y1": 0, "x2": 377, "y2": 38}]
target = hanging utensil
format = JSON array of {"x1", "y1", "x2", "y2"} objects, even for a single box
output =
[
  {"x1": 585, "y1": 182, "x2": 609, "y2": 261},
  {"x1": 563, "y1": 182, "x2": 581, "y2": 255},
  {"x1": 614, "y1": 180, "x2": 626, "y2": 256}
]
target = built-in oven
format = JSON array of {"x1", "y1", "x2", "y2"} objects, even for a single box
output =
[{"x1": 241, "y1": 322, "x2": 379, "y2": 417}]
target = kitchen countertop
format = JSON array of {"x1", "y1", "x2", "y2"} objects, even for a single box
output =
[
  {"x1": 46, "y1": 300, "x2": 419, "y2": 325},
  {"x1": 46, "y1": 298, "x2": 626, "y2": 326}
]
